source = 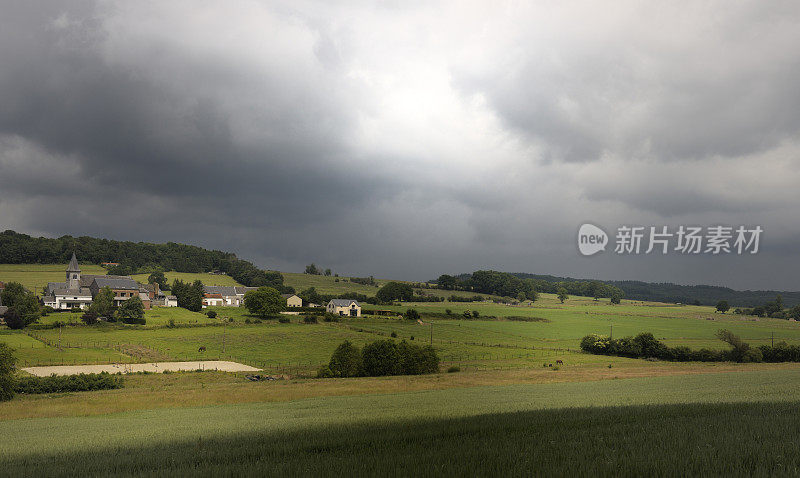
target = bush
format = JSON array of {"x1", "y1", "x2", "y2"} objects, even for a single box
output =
[
  {"x1": 445, "y1": 309, "x2": 452, "y2": 315},
  {"x1": 41, "y1": 306, "x2": 55, "y2": 316},
  {"x1": 447, "y1": 366, "x2": 460, "y2": 373},
  {"x1": 245, "y1": 318, "x2": 252, "y2": 324},
  {"x1": 405, "y1": 309, "x2": 420, "y2": 321},
  {"x1": 278, "y1": 317, "x2": 291, "y2": 324},
  {"x1": 316, "y1": 366, "x2": 334, "y2": 378},
  {"x1": 397, "y1": 340, "x2": 439, "y2": 375},
  {"x1": 329, "y1": 341, "x2": 362, "y2": 377},
  {"x1": 472, "y1": 310, "x2": 480, "y2": 318},
  {"x1": 303, "y1": 315, "x2": 318, "y2": 324},
  {"x1": 323, "y1": 313, "x2": 340, "y2": 322},
  {"x1": 361, "y1": 340, "x2": 402, "y2": 377},
  {"x1": 206, "y1": 310, "x2": 218, "y2": 319},
  {"x1": 15, "y1": 372, "x2": 123, "y2": 394},
  {"x1": 390, "y1": 331, "x2": 397, "y2": 338},
  {"x1": 0, "y1": 343, "x2": 16, "y2": 401},
  {"x1": 80, "y1": 309, "x2": 99, "y2": 325}
]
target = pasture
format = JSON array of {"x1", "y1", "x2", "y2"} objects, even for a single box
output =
[
  {"x1": 3, "y1": 370, "x2": 800, "y2": 475},
  {"x1": 130, "y1": 271, "x2": 243, "y2": 287}
]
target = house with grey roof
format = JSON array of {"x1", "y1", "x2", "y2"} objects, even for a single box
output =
[
  {"x1": 327, "y1": 299, "x2": 361, "y2": 317},
  {"x1": 204, "y1": 285, "x2": 258, "y2": 307},
  {"x1": 43, "y1": 253, "x2": 153, "y2": 310}
]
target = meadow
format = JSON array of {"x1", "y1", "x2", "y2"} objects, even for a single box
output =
[{"x1": 3, "y1": 370, "x2": 800, "y2": 476}]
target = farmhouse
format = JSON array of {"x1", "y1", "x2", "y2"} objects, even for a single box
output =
[
  {"x1": 90, "y1": 277, "x2": 150, "y2": 309},
  {"x1": 282, "y1": 293, "x2": 302, "y2": 307},
  {"x1": 327, "y1": 299, "x2": 361, "y2": 317},
  {"x1": 202, "y1": 293, "x2": 224, "y2": 308},
  {"x1": 203, "y1": 286, "x2": 257, "y2": 307}
]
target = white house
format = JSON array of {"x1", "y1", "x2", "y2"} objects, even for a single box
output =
[
  {"x1": 165, "y1": 295, "x2": 178, "y2": 307},
  {"x1": 327, "y1": 299, "x2": 361, "y2": 317},
  {"x1": 282, "y1": 293, "x2": 302, "y2": 307},
  {"x1": 204, "y1": 286, "x2": 257, "y2": 307},
  {"x1": 202, "y1": 293, "x2": 224, "y2": 308}
]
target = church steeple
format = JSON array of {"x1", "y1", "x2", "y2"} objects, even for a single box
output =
[{"x1": 67, "y1": 252, "x2": 81, "y2": 289}]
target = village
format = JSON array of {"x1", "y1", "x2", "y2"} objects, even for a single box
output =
[{"x1": 13, "y1": 253, "x2": 363, "y2": 318}]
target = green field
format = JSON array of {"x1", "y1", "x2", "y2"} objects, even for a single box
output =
[
  {"x1": 3, "y1": 370, "x2": 800, "y2": 475},
  {"x1": 3, "y1": 265, "x2": 800, "y2": 475},
  {"x1": 130, "y1": 271, "x2": 243, "y2": 287},
  {"x1": 0, "y1": 263, "x2": 107, "y2": 294}
]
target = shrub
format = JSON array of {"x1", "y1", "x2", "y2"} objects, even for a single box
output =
[
  {"x1": 245, "y1": 318, "x2": 252, "y2": 324},
  {"x1": 361, "y1": 340, "x2": 402, "y2": 377},
  {"x1": 410, "y1": 336, "x2": 414, "y2": 340},
  {"x1": 445, "y1": 309, "x2": 452, "y2": 315},
  {"x1": 390, "y1": 331, "x2": 397, "y2": 338},
  {"x1": 206, "y1": 310, "x2": 218, "y2": 319},
  {"x1": 397, "y1": 340, "x2": 439, "y2": 375},
  {"x1": 303, "y1": 315, "x2": 318, "y2": 324},
  {"x1": 167, "y1": 319, "x2": 176, "y2": 328},
  {"x1": 462, "y1": 310, "x2": 472, "y2": 319},
  {"x1": 15, "y1": 372, "x2": 123, "y2": 394},
  {"x1": 0, "y1": 343, "x2": 16, "y2": 401},
  {"x1": 278, "y1": 317, "x2": 291, "y2": 324},
  {"x1": 472, "y1": 310, "x2": 480, "y2": 318},
  {"x1": 323, "y1": 313, "x2": 340, "y2": 322},
  {"x1": 329, "y1": 341, "x2": 362, "y2": 377},
  {"x1": 447, "y1": 366, "x2": 460, "y2": 373},
  {"x1": 41, "y1": 306, "x2": 55, "y2": 316},
  {"x1": 405, "y1": 308, "x2": 420, "y2": 321},
  {"x1": 316, "y1": 366, "x2": 334, "y2": 378},
  {"x1": 81, "y1": 309, "x2": 99, "y2": 325}
]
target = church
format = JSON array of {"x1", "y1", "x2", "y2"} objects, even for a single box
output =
[{"x1": 43, "y1": 253, "x2": 149, "y2": 310}]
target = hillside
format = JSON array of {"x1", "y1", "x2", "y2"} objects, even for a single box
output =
[{"x1": 508, "y1": 273, "x2": 800, "y2": 308}]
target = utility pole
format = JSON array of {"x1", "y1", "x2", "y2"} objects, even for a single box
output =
[
  {"x1": 222, "y1": 321, "x2": 226, "y2": 354},
  {"x1": 610, "y1": 324, "x2": 613, "y2": 340}
]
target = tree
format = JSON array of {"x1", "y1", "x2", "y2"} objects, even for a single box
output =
[
  {"x1": 361, "y1": 340, "x2": 402, "y2": 377},
  {"x1": 117, "y1": 296, "x2": 145, "y2": 323},
  {"x1": 324, "y1": 268, "x2": 332, "y2": 276},
  {"x1": 405, "y1": 308, "x2": 420, "y2": 321},
  {"x1": 0, "y1": 343, "x2": 15, "y2": 402},
  {"x1": 244, "y1": 287, "x2": 285, "y2": 318},
  {"x1": 81, "y1": 308, "x2": 99, "y2": 325},
  {"x1": 376, "y1": 282, "x2": 414, "y2": 302},
  {"x1": 516, "y1": 292, "x2": 527, "y2": 302},
  {"x1": 92, "y1": 286, "x2": 116, "y2": 318},
  {"x1": 397, "y1": 340, "x2": 440, "y2": 375},
  {"x1": 716, "y1": 300, "x2": 730, "y2": 314},
  {"x1": 304, "y1": 263, "x2": 321, "y2": 275},
  {"x1": 610, "y1": 290, "x2": 622, "y2": 305},
  {"x1": 0, "y1": 282, "x2": 40, "y2": 329},
  {"x1": 299, "y1": 287, "x2": 322, "y2": 305},
  {"x1": 437, "y1": 274, "x2": 458, "y2": 290},
  {"x1": 147, "y1": 270, "x2": 168, "y2": 290},
  {"x1": 172, "y1": 279, "x2": 203, "y2": 312},
  {"x1": 328, "y1": 341, "x2": 362, "y2": 377},
  {"x1": 557, "y1": 287, "x2": 569, "y2": 304}
]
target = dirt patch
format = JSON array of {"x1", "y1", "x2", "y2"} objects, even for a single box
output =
[{"x1": 21, "y1": 361, "x2": 260, "y2": 377}]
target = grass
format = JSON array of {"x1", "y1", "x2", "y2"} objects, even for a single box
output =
[
  {"x1": 4, "y1": 370, "x2": 800, "y2": 475},
  {"x1": 130, "y1": 271, "x2": 243, "y2": 287},
  {"x1": 0, "y1": 263, "x2": 107, "y2": 295}
]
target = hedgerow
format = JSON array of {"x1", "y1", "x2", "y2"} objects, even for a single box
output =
[{"x1": 15, "y1": 372, "x2": 124, "y2": 394}]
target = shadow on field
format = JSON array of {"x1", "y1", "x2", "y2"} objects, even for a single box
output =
[{"x1": 4, "y1": 401, "x2": 800, "y2": 476}]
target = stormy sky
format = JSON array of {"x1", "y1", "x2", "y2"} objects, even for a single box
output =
[{"x1": 1, "y1": 1, "x2": 799, "y2": 290}]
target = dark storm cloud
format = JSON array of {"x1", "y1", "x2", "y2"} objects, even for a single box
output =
[{"x1": 1, "y1": 1, "x2": 800, "y2": 290}]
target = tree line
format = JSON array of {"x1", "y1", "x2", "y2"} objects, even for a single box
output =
[
  {"x1": 0, "y1": 230, "x2": 286, "y2": 290},
  {"x1": 435, "y1": 271, "x2": 623, "y2": 302}
]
